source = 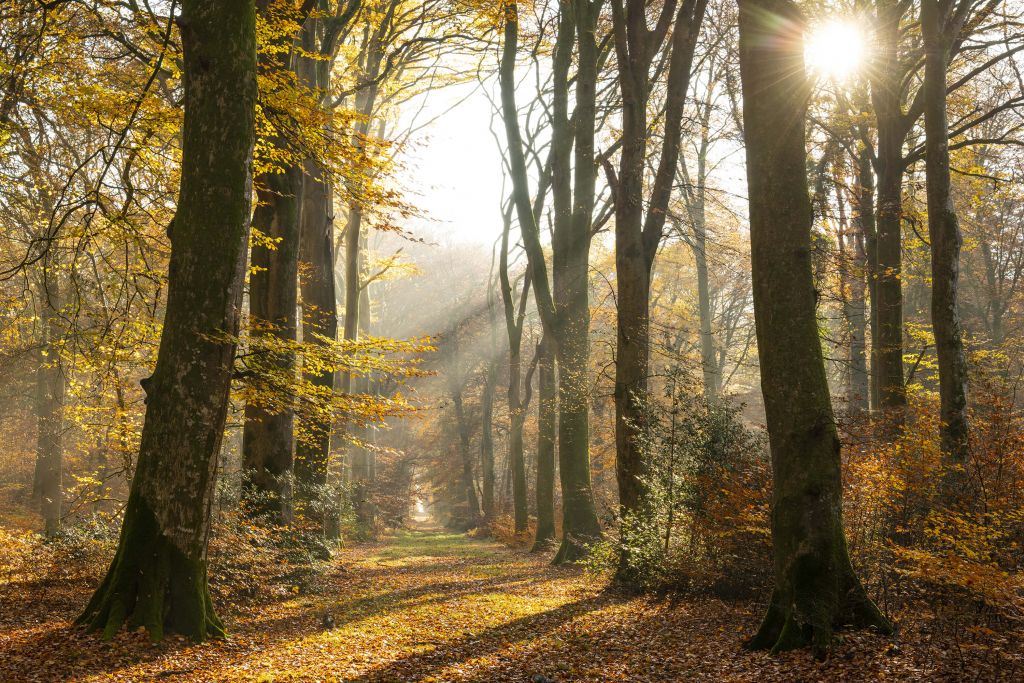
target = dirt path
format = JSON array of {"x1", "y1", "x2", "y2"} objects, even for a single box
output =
[{"x1": 1, "y1": 527, "x2": 969, "y2": 681}]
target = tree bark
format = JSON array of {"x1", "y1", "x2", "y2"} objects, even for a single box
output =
[
  {"x1": 294, "y1": 14, "x2": 340, "y2": 495},
  {"x1": 870, "y1": 1, "x2": 909, "y2": 413},
  {"x1": 242, "y1": 164, "x2": 301, "y2": 521},
  {"x1": 452, "y1": 387, "x2": 482, "y2": 528},
  {"x1": 34, "y1": 286, "x2": 64, "y2": 538},
  {"x1": 532, "y1": 334, "x2": 557, "y2": 551},
  {"x1": 78, "y1": 0, "x2": 256, "y2": 642},
  {"x1": 500, "y1": 0, "x2": 602, "y2": 563},
  {"x1": 851, "y1": 146, "x2": 875, "y2": 412},
  {"x1": 738, "y1": 0, "x2": 891, "y2": 655},
  {"x1": 921, "y1": 0, "x2": 971, "y2": 491},
  {"x1": 609, "y1": 0, "x2": 705, "y2": 581},
  {"x1": 498, "y1": 204, "x2": 533, "y2": 533},
  {"x1": 480, "y1": 355, "x2": 498, "y2": 521}
]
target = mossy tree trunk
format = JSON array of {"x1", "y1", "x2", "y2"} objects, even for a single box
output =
[
  {"x1": 738, "y1": 0, "x2": 891, "y2": 656},
  {"x1": 77, "y1": 0, "x2": 256, "y2": 643}
]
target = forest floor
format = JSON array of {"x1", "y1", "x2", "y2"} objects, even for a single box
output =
[{"x1": 0, "y1": 521, "x2": 1015, "y2": 682}]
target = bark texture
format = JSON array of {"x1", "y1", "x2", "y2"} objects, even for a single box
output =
[
  {"x1": 78, "y1": 0, "x2": 256, "y2": 642},
  {"x1": 34, "y1": 287, "x2": 65, "y2": 538},
  {"x1": 738, "y1": 0, "x2": 891, "y2": 655},
  {"x1": 243, "y1": 164, "x2": 301, "y2": 520},
  {"x1": 533, "y1": 334, "x2": 557, "y2": 551},
  {"x1": 921, "y1": 0, "x2": 971, "y2": 489},
  {"x1": 869, "y1": 1, "x2": 910, "y2": 413}
]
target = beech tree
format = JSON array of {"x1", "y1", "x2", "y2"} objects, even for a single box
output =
[
  {"x1": 737, "y1": 0, "x2": 890, "y2": 654},
  {"x1": 500, "y1": 0, "x2": 604, "y2": 562},
  {"x1": 77, "y1": 0, "x2": 257, "y2": 641},
  {"x1": 921, "y1": 0, "x2": 975, "y2": 482},
  {"x1": 608, "y1": 0, "x2": 706, "y2": 581}
]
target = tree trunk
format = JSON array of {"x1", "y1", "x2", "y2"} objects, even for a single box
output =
[
  {"x1": 294, "y1": 16, "x2": 339, "y2": 496},
  {"x1": 296, "y1": 156, "x2": 337, "y2": 490},
  {"x1": 851, "y1": 146, "x2": 875, "y2": 412},
  {"x1": 921, "y1": 0, "x2": 970, "y2": 491},
  {"x1": 532, "y1": 334, "x2": 557, "y2": 551},
  {"x1": 452, "y1": 388, "x2": 482, "y2": 528},
  {"x1": 78, "y1": 0, "x2": 256, "y2": 642},
  {"x1": 694, "y1": 223, "x2": 719, "y2": 403},
  {"x1": 835, "y1": 164, "x2": 869, "y2": 414},
  {"x1": 738, "y1": 0, "x2": 891, "y2": 655},
  {"x1": 242, "y1": 165, "x2": 301, "y2": 521},
  {"x1": 610, "y1": 0, "x2": 705, "y2": 581},
  {"x1": 870, "y1": 3, "x2": 908, "y2": 413},
  {"x1": 500, "y1": 0, "x2": 602, "y2": 563},
  {"x1": 480, "y1": 356, "x2": 498, "y2": 521},
  {"x1": 34, "y1": 290, "x2": 64, "y2": 538},
  {"x1": 498, "y1": 203, "x2": 532, "y2": 533}
]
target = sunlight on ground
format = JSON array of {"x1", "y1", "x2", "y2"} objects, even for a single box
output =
[{"x1": 804, "y1": 20, "x2": 867, "y2": 81}]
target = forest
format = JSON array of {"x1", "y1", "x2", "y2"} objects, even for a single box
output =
[{"x1": 2, "y1": 0, "x2": 1024, "y2": 680}]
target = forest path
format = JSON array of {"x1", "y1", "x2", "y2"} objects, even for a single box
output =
[{"x1": 2, "y1": 526, "x2": 922, "y2": 682}]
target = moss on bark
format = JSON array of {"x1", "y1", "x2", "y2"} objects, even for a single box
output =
[{"x1": 77, "y1": 493, "x2": 224, "y2": 642}]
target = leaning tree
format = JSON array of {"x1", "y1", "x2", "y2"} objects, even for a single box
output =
[{"x1": 78, "y1": 0, "x2": 257, "y2": 641}]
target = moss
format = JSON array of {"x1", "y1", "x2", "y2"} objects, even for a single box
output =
[{"x1": 77, "y1": 492, "x2": 224, "y2": 642}]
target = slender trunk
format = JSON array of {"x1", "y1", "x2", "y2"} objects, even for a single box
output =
[
  {"x1": 452, "y1": 388, "x2": 482, "y2": 528},
  {"x1": 498, "y1": 203, "x2": 532, "y2": 533},
  {"x1": 533, "y1": 334, "x2": 557, "y2": 550},
  {"x1": 242, "y1": 165, "x2": 301, "y2": 521},
  {"x1": 738, "y1": 0, "x2": 890, "y2": 655},
  {"x1": 34, "y1": 291, "x2": 64, "y2": 538},
  {"x1": 694, "y1": 222, "x2": 719, "y2": 402},
  {"x1": 921, "y1": 0, "x2": 970, "y2": 491},
  {"x1": 480, "y1": 356, "x2": 497, "y2": 521},
  {"x1": 836, "y1": 168, "x2": 869, "y2": 413},
  {"x1": 78, "y1": 0, "x2": 256, "y2": 641},
  {"x1": 870, "y1": 3, "x2": 908, "y2": 413},
  {"x1": 851, "y1": 147, "x2": 875, "y2": 412}
]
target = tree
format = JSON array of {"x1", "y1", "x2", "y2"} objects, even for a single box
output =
[
  {"x1": 498, "y1": 205, "x2": 535, "y2": 533},
  {"x1": 608, "y1": 0, "x2": 706, "y2": 581},
  {"x1": 921, "y1": 0, "x2": 974, "y2": 484},
  {"x1": 737, "y1": 0, "x2": 890, "y2": 654},
  {"x1": 500, "y1": 0, "x2": 604, "y2": 563},
  {"x1": 77, "y1": 0, "x2": 257, "y2": 642},
  {"x1": 533, "y1": 333, "x2": 557, "y2": 550}
]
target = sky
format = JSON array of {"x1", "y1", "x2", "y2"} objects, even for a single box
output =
[{"x1": 398, "y1": 79, "x2": 507, "y2": 248}]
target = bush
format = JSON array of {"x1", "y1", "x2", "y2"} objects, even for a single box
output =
[{"x1": 608, "y1": 368, "x2": 772, "y2": 595}]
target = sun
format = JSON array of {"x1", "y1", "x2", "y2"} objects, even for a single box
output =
[{"x1": 804, "y1": 20, "x2": 867, "y2": 82}]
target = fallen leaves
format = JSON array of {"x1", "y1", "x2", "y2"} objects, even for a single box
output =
[{"x1": 1, "y1": 524, "x2": 1021, "y2": 682}]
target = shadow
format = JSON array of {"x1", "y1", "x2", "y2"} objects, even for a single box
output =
[
  {"x1": 0, "y1": 620, "x2": 199, "y2": 681},
  {"x1": 357, "y1": 592, "x2": 621, "y2": 682}
]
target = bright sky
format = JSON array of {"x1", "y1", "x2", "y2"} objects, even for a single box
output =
[{"x1": 399, "y1": 79, "x2": 507, "y2": 247}]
